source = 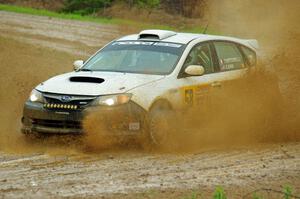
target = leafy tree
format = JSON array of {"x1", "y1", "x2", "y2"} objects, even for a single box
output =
[{"x1": 63, "y1": 0, "x2": 113, "y2": 15}]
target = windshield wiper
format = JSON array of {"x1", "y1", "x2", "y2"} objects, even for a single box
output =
[{"x1": 80, "y1": 68, "x2": 92, "y2": 72}]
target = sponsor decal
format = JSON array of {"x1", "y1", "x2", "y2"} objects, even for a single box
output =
[{"x1": 182, "y1": 84, "x2": 210, "y2": 106}]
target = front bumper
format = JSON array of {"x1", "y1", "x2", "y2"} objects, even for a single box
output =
[{"x1": 21, "y1": 101, "x2": 147, "y2": 135}]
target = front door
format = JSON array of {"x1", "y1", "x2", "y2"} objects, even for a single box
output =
[{"x1": 179, "y1": 42, "x2": 218, "y2": 110}]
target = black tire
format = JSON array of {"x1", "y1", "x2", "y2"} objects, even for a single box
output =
[{"x1": 145, "y1": 103, "x2": 181, "y2": 151}]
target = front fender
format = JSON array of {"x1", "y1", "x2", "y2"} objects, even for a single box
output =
[{"x1": 130, "y1": 81, "x2": 182, "y2": 112}]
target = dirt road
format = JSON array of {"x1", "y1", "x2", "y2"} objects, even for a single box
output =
[
  {"x1": 0, "y1": 143, "x2": 299, "y2": 198},
  {"x1": 0, "y1": 11, "x2": 299, "y2": 198}
]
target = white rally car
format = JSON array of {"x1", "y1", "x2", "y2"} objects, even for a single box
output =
[{"x1": 22, "y1": 29, "x2": 259, "y2": 145}]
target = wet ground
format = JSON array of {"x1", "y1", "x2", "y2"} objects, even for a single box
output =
[
  {"x1": 0, "y1": 11, "x2": 299, "y2": 198},
  {"x1": 0, "y1": 143, "x2": 299, "y2": 198}
]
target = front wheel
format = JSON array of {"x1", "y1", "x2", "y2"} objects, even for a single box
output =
[{"x1": 146, "y1": 108, "x2": 181, "y2": 151}]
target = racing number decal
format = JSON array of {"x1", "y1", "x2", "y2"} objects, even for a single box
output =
[{"x1": 182, "y1": 84, "x2": 210, "y2": 107}]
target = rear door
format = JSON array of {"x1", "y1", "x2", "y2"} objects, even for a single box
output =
[
  {"x1": 213, "y1": 41, "x2": 248, "y2": 72},
  {"x1": 206, "y1": 41, "x2": 253, "y2": 108},
  {"x1": 210, "y1": 41, "x2": 255, "y2": 86}
]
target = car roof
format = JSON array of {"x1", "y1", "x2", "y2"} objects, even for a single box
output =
[{"x1": 117, "y1": 29, "x2": 259, "y2": 51}]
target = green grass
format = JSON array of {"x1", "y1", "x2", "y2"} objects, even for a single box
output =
[
  {"x1": 283, "y1": 185, "x2": 293, "y2": 199},
  {"x1": 0, "y1": 3, "x2": 209, "y2": 33},
  {"x1": 213, "y1": 187, "x2": 227, "y2": 199}
]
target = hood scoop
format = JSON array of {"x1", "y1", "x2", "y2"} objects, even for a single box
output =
[{"x1": 69, "y1": 76, "x2": 105, "y2": 84}]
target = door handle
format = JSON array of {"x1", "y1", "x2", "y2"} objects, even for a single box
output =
[{"x1": 211, "y1": 81, "x2": 222, "y2": 87}]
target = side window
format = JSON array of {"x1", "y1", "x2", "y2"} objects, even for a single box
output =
[
  {"x1": 214, "y1": 42, "x2": 245, "y2": 71},
  {"x1": 241, "y1": 46, "x2": 256, "y2": 66},
  {"x1": 184, "y1": 43, "x2": 214, "y2": 74}
]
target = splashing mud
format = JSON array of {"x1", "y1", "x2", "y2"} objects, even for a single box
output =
[
  {"x1": 205, "y1": 0, "x2": 300, "y2": 139},
  {"x1": 82, "y1": 0, "x2": 300, "y2": 151},
  {"x1": 83, "y1": 112, "x2": 121, "y2": 151},
  {"x1": 0, "y1": 36, "x2": 81, "y2": 153},
  {"x1": 0, "y1": 0, "x2": 299, "y2": 153}
]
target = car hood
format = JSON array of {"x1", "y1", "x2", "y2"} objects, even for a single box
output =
[{"x1": 36, "y1": 71, "x2": 165, "y2": 96}]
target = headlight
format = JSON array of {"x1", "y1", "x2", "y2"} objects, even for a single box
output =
[
  {"x1": 29, "y1": 89, "x2": 44, "y2": 103},
  {"x1": 93, "y1": 94, "x2": 132, "y2": 106}
]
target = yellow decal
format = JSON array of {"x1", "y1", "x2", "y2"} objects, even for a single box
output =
[{"x1": 181, "y1": 84, "x2": 210, "y2": 106}]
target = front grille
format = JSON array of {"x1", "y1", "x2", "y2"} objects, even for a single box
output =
[
  {"x1": 43, "y1": 93, "x2": 96, "y2": 110},
  {"x1": 32, "y1": 119, "x2": 82, "y2": 129}
]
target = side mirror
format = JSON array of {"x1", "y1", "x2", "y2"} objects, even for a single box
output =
[
  {"x1": 184, "y1": 65, "x2": 205, "y2": 76},
  {"x1": 73, "y1": 60, "x2": 84, "y2": 71}
]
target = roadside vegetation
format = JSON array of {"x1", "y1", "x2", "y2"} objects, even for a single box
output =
[
  {"x1": 0, "y1": 3, "x2": 134, "y2": 24},
  {"x1": 62, "y1": 0, "x2": 161, "y2": 15},
  {"x1": 180, "y1": 186, "x2": 298, "y2": 199},
  {"x1": 61, "y1": 0, "x2": 206, "y2": 18},
  {"x1": 0, "y1": 3, "x2": 173, "y2": 30},
  {"x1": 0, "y1": 1, "x2": 209, "y2": 33}
]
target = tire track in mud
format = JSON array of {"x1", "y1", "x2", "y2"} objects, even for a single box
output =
[{"x1": 0, "y1": 11, "x2": 299, "y2": 198}]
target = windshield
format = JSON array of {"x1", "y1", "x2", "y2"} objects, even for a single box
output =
[{"x1": 81, "y1": 41, "x2": 185, "y2": 75}]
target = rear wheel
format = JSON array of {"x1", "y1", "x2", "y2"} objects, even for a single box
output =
[{"x1": 246, "y1": 70, "x2": 284, "y2": 142}]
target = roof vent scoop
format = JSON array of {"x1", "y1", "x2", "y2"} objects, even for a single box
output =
[
  {"x1": 69, "y1": 76, "x2": 105, "y2": 84},
  {"x1": 138, "y1": 30, "x2": 177, "y2": 40}
]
